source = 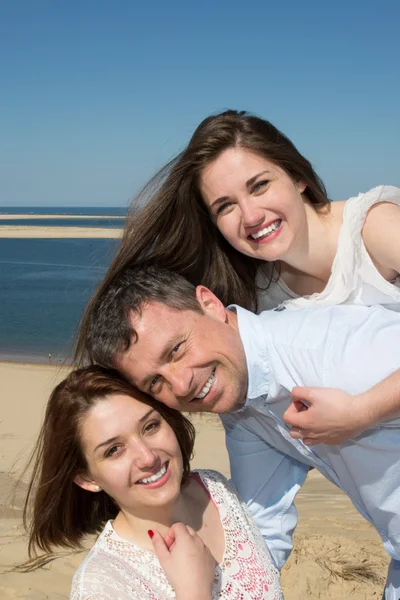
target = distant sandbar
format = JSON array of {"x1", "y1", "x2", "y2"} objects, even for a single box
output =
[
  {"x1": 0, "y1": 226, "x2": 122, "y2": 238},
  {"x1": 0, "y1": 214, "x2": 125, "y2": 220}
]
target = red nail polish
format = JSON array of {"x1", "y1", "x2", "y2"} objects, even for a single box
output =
[{"x1": 147, "y1": 529, "x2": 154, "y2": 539}]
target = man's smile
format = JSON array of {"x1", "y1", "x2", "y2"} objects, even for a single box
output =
[{"x1": 194, "y1": 367, "x2": 216, "y2": 400}]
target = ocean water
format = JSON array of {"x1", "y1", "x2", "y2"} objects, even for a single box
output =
[
  {"x1": 0, "y1": 206, "x2": 127, "y2": 216},
  {"x1": 0, "y1": 237, "x2": 119, "y2": 363},
  {"x1": 0, "y1": 217, "x2": 124, "y2": 228}
]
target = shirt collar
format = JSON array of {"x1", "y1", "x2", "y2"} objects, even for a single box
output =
[{"x1": 228, "y1": 305, "x2": 271, "y2": 409}]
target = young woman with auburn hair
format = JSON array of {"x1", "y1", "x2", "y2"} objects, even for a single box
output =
[
  {"x1": 75, "y1": 109, "x2": 400, "y2": 446},
  {"x1": 23, "y1": 366, "x2": 282, "y2": 600},
  {"x1": 76, "y1": 109, "x2": 400, "y2": 315}
]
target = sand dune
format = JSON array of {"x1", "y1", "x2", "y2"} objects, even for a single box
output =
[{"x1": 0, "y1": 362, "x2": 389, "y2": 598}]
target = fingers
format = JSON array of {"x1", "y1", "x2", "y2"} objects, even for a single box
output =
[
  {"x1": 150, "y1": 530, "x2": 170, "y2": 562},
  {"x1": 292, "y1": 386, "x2": 325, "y2": 404},
  {"x1": 285, "y1": 407, "x2": 310, "y2": 429},
  {"x1": 303, "y1": 438, "x2": 314, "y2": 446},
  {"x1": 290, "y1": 426, "x2": 304, "y2": 439},
  {"x1": 163, "y1": 529, "x2": 176, "y2": 550},
  {"x1": 283, "y1": 396, "x2": 309, "y2": 427},
  {"x1": 152, "y1": 523, "x2": 202, "y2": 561},
  {"x1": 164, "y1": 523, "x2": 195, "y2": 548}
]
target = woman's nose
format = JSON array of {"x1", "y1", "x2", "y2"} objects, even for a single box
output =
[
  {"x1": 133, "y1": 442, "x2": 157, "y2": 469},
  {"x1": 240, "y1": 199, "x2": 264, "y2": 229}
]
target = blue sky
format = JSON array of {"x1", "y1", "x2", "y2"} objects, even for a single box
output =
[{"x1": 1, "y1": 0, "x2": 399, "y2": 206}]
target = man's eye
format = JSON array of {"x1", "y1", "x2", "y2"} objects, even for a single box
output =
[{"x1": 172, "y1": 343, "x2": 182, "y2": 356}]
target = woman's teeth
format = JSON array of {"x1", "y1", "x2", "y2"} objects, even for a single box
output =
[
  {"x1": 196, "y1": 369, "x2": 215, "y2": 399},
  {"x1": 251, "y1": 220, "x2": 281, "y2": 240},
  {"x1": 137, "y1": 463, "x2": 167, "y2": 484}
]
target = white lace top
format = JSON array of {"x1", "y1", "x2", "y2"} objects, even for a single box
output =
[
  {"x1": 70, "y1": 470, "x2": 282, "y2": 600},
  {"x1": 257, "y1": 185, "x2": 400, "y2": 311}
]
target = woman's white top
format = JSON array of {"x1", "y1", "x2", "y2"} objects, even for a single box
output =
[
  {"x1": 257, "y1": 185, "x2": 400, "y2": 311},
  {"x1": 70, "y1": 470, "x2": 282, "y2": 600}
]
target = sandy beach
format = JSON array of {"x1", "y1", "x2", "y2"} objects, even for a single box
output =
[
  {"x1": 0, "y1": 214, "x2": 124, "y2": 238},
  {"x1": 0, "y1": 361, "x2": 389, "y2": 599},
  {"x1": 0, "y1": 226, "x2": 122, "y2": 238}
]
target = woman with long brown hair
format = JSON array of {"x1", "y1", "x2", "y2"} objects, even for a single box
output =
[
  {"x1": 75, "y1": 109, "x2": 400, "y2": 445},
  {"x1": 23, "y1": 366, "x2": 282, "y2": 599}
]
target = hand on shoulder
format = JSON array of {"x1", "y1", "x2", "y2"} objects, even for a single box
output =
[{"x1": 150, "y1": 522, "x2": 216, "y2": 600}]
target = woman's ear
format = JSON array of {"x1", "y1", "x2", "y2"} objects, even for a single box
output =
[
  {"x1": 74, "y1": 472, "x2": 102, "y2": 493},
  {"x1": 296, "y1": 179, "x2": 307, "y2": 194},
  {"x1": 195, "y1": 285, "x2": 227, "y2": 321}
]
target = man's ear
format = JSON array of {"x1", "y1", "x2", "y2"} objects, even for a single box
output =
[
  {"x1": 74, "y1": 472, "x2": 102, "y2": 493},
  {"x1": 195, "y1": 286, "x2": 227, "y2": 321}
]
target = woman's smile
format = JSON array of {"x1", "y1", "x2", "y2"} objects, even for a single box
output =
[
  {"x1": 247, "y1": 218, "x2": 283, "y2": 243},
  {"x1": 136, "y1": 461, "x2": 171, "y2": 488}
]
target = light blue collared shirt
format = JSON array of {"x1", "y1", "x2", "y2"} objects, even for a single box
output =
[{"x1": 221, "y1": 304, "x2": 400, "y2": 574}]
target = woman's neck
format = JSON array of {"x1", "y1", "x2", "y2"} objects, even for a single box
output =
[
  {"x1": 112, "y1": 478, "x2": 202, "y2": 549},
  {"x1": 279, "y1": 201, "x2": 345, "y2": 291}
]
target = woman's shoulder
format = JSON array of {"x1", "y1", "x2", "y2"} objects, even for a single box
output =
[
  {"x1": 193, "y1": 468, "x2": 230, "y2": 486},
  {"x1": 70, "y1": 525, "x2": 116, "y2": 595},
  {"x1": 344, "y1": 185, "x2": 400, "y2": 217},
  {"x1": 334, "y1": 185, "x2": 400, "y2": 258},
  {"x1": 70, "y1": 522, "x2": 149, "y2": 600},
  {"x1": 193, "y1": 469, "x2": 241, "y2": 505}
]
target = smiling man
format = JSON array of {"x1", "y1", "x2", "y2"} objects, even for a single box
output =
[{"x1": 83, "y1": 265, "x2": 400, "y2": 600}]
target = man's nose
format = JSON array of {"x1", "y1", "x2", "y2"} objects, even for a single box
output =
[
  {"x1": 166, "y1": 366, "x2": 193, "y2": 398},
  {"x1": 240, "y1": 199, "x2": 264, "y2": 229}
]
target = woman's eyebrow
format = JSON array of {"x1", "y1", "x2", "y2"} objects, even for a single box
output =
[
  {"x1": 94, "y1": 436, "x2": 120, "y2": 453},
  {"x1": 138, "y1": 408, "x2": 156, "y2": 423},
  {"x1": 210, "y1": 169, "x2": 272, "y2": 208},
  {"x1": 246, "y1": 170, "x2": 271, "y2": 188},
  {"x1": 93, "y1": 409, "x2": 156, "y2": 453},
  {"x1": 210, "y1": 195, "x2": 230, "y2": 209}
]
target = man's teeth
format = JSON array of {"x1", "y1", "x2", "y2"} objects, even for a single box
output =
[
  {"x1": 138, "y1": 463, "x2": 167, "y2": 484},
  {"x1": 251, "y1": 220, "x2": 281, "y2": 240},
  {"x1": 196, "y1": 369, "x2": 215, "y2": 399}
]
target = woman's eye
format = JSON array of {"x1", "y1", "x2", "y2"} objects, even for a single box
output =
[
  {"x1": 216, "y1": 201, "x2": 233, "y2": 216},
  {"x1": 144, "y1": 419, "x2": 161, "y2": 434},
  {"x1": 149, "y1": 375, "x2": 161, "y2": 391},
  {"x1": 105, "y1": 445, "x2": 121, "y2": 459},
  {"x1": 252, "y1": 180, "x2": 269, "y2": 193}
]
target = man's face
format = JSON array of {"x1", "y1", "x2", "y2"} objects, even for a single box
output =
[{"x1": 115, "y1": 288, "x2": 248, "y2": 414}]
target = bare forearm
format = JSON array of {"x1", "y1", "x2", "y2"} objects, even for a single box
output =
[
  {"x1": 355, "y1": 368, "x2": 400, "y2": 427},
  {"x1": 284, "y1": 369, "x2": 400, "y2": 446}
]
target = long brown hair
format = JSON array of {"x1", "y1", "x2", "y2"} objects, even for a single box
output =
[
  {"x1": 75, "y1": 109, "x2": 329, "y2": 364},
  {"x1": 23, "y1": 366, "x2": 195, "y2": 562}
]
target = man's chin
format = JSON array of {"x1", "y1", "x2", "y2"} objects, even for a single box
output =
[
  {"x1": 208, "y1": 396, "x2": 245, "y2": 415},
  {"x1": 186, "y1": 391, "x2": 245, "y2": 414}
]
